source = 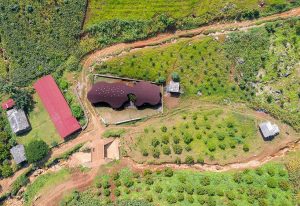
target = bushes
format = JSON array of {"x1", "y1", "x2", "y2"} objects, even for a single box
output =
[
  {"x1": 151, "y1": 138, "x2": 160, "y2": 147},
  {"x1": 267, "y1": 178, "x2": 277, "y2": 188},
  {"x1": 152, "y1": 148, "x2": 160, "y2": 158},
  {"x1": 25, "y1": 140, "x2": 49, "y2": 163},
  {"x1": 279, "y1": 180, "x2": 290, "y2": 191},
  {"x1": 201, "y1": 176, "x2": 210, "y2": 186},
  {"x1": 162, "y1": 146, "x2": 171, "y2": 155},
  {"x1": 166, "y1": 195, "x2": 177, "y2": 204},
  {"x1": 185, "y1": 156, "x2": 194, "y2": 165},
  {"x1": 243, "y1": 144, "x2": 250, "y2": 152},
  {"x1": 172, "y1": 144, "x2": 183, "y2": 155},
  {"x1": 164, "y1": 168, "x2": 173, "y2": 177},
  {"x1": 154, "y1": 185, "x2": 163, "y2": 193},
  {"x1": 226, "y1": 191, "x2": 236, "y2": 200},
  {"x1": 114, "y1": 189, "x2": 121, "y2": 197}
]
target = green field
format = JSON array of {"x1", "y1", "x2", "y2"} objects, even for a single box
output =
[
  {"x1": 17, "y1": 94, "x2": 62, "y2": 147},
  {"x1": 86, "y1": 0, "x2": 298, "y2": 28},
  {"x1": 61, "y1": 162, "x2": 296, "y2": 206},
  {"x1": 23, "y1": 168, "x2": 71, "y2": 206}
]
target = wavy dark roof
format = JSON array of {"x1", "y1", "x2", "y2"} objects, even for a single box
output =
[
  {"x1": 131, "y1": 81, "x2": 161, "y2": 107},
  {"x1": 87, "y1": 81, "x2": 161, "y2": 109}
]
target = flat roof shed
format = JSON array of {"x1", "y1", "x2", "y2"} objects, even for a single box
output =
[
  {"x1": 259, "y1": 121, "x2": 280, "y2": 140},
  {"x1": 34, "y1": 75, "x2": 81, "y2": 139},
  {"x1": 7, "y1": 108, "x2": 31, "y2": 135},
  {"x1": 10, "y1": 144, "x2": 26, "y2": 164}
]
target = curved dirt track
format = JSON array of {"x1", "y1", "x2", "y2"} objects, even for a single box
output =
[{"x1": 27, "y1": 7, "x2": 300, "y2": 206}]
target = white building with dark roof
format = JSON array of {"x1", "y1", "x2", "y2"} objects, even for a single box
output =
[
  {"x1": 7, "y1": 108, "x2": 31, "y2": 135},
  {"x1": 259, "y1": 121, "x2": 280, "y2": 140},
  {"x1": 10, "y1": 144, "x2": 27, "y2": 164}
]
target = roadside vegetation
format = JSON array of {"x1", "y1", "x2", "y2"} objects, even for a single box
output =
[
  {"x1": 95, "y1": 18, "x2": 300, "y2": 131},
  {"x1": 23, "y1": 168, "x2": 71, "y2": 206},
  {"x1": 60, "y1": 161, "x2": 297, "y2": 206}
]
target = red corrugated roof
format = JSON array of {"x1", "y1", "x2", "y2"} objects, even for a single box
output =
[
  {"x1": 34, "y1": 75, "x2": 81, "y2": 139},
  {"x1": 1, "y1": 99, "x2": 15, "y2": 110}
]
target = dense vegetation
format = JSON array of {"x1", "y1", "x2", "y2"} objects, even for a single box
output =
[
  {"x1": 25, "y1": 140, "x2": 49, "y2": 163},
  {"x1": 0, "y1": 0, "x2": 86, "y2": 86},
  {"x1": 60, "y1": 163, "x2": 297, "y2": 206},
  {"x1": 96, "y1": 19, "x2": 300, "y2": 131},
  {"x1": 0, "y1": 110, "x2": 15, "y2": 178}
]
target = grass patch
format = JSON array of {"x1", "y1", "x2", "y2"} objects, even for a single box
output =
[
  {"x1": 17, "y1": 94, "x2": 62, "y2": 147},
  {"x1": 23, "y1": 168, "x2": 70, "y2": 206},
  {"x1": 103, "y1": 129, "x2": 126, "y2": 138}
]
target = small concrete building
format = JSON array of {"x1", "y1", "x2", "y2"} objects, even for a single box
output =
[
  {"x1": 166, "y1": 80, "x2": 180, "y2": 94},
  {"x1": 7, "y1": 108, "x2": 31, "y2": 135},
  {"x1": 10, "y1": 144, "x2": 27, "y2": 164},
  {"x1": 259, "y1": 121, "x2": 280, "y2": 140}
]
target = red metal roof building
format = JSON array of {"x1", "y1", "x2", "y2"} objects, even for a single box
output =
[
  {"x1": 1, "y1": 99, "x2": 15, "y2": 110},
  {"x1": 34, "y1": 75, "x2": 81, "y2": 139}
]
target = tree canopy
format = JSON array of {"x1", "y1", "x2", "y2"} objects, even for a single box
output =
[{"x1": 25, "y1": 140, "x2": 49, "y2": 163}]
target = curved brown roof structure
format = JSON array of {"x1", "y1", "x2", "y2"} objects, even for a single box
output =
[
  {"x1": 131, "y1": 81, "x2": 161, "y2": 107},
  {"x1": 87, "y1": 81, "x2": 161, "y2": 109}
]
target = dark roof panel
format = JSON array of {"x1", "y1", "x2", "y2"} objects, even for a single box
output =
[{"x1": 87, "y1": 81, "x2": 161, "y2": 109}]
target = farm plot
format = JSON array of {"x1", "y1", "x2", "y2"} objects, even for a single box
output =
[
  {"x1": 95, "y1": 37, "x2": 244, "y2": 102},
  {"x1": 125, "y1": 107, "x2": 268, "y2": 165},
  {"x1": 61, "y1": 163, "x2": 295, "y2": 206}
]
